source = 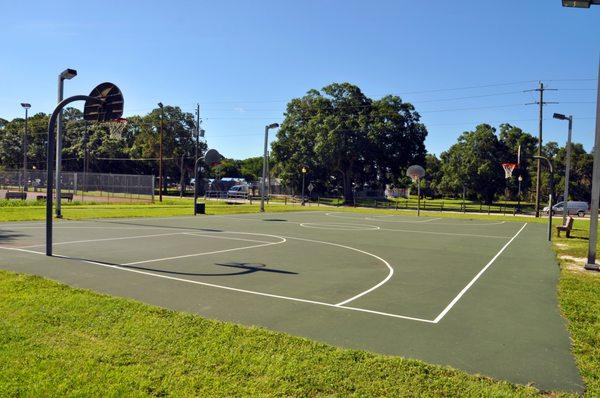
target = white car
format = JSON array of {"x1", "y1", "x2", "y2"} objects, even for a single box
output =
[
  {"x1": 227, "y1": 185, "x2": 249, "y2": 199},
  {"x1": 543, "y1": 201, "x2": 589, "y2": 217}
]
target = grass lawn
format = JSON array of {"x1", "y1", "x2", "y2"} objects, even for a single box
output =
[
  {"x1": 0, "y1": 271, "x2": 557, "y2": 397},
  {"x1": 0, "y1": 201, "x2": 598, "y2": 396}
]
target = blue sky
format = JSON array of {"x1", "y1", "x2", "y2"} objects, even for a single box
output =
[{"x1": 0, "y1": 0, "x2": 598, "y2": 159}]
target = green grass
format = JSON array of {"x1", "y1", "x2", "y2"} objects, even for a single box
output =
[
  {"x1": 0, "y1": 271, "x2": 555, "y2": 397},
  {"x1": 1, "y1": 203, "x2": 598, "y2": 396},
  {"x1": 0, "y1": 200, "x2": 316, "y2": 222},
  {"x1": 552, "y1": 223, "x2": 600, "y2": 397}
]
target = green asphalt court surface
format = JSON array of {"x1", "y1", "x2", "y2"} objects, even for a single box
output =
[{"x1": 0, "y1": 210, "x2": 584, "y2": 393}]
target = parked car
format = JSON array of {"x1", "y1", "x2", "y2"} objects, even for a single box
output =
[
  {"x1": 227, "y1": 184, "x2": 249, "y2": 199},
  {"x1": 543, "y1": 201, "x2": 589, "y2": 217}
]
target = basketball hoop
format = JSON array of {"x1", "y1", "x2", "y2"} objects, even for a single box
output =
[
  {"x1": 406, "y1": 164, "x2": 425, "y2": 182},
  {"x1": 502, "y1": 162, "x2": 517, "y2": 179},
  {"x1": 104, "y1": 118, "x2": 128, "y2": 139}
]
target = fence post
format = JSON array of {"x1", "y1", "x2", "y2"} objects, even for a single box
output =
[
  {"x1": 488, "y1": 204, "x2": 491, "y2": 215},
  {"x1": 151, "y1": 176, "x2": 155, "y2": 203}
]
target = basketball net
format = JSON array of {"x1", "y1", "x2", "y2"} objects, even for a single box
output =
[
  {"x1": 105, "y1": 118, "x2": 128, "y2": 139},
  {"x1": 501, "y1": 163, "x2": 517, "y2": 179}
]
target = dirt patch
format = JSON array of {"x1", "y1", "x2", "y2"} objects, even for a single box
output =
[{"x1": 559, "y1": 254, "x2": 600, "y2": 276}]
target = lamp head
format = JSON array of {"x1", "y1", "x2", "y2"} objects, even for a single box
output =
[
  {"x1": 562, "y1": 0, "x2": 594, "y2": 7},
  {"x1": 21, "y1": 103, "x2": 31, "y2": 109},
  {"x1": 158, "y1": 102, "x2": 163, "y2": 108},
  {"x1": 553, "y1": 113, "x2": 567, "y2": 120},
  {"x1": 266, "y1": 123, "x2": 279, "y2": 129},
  {"x1": 60, "y1": 68, "x2": 77, "y2": 80}
]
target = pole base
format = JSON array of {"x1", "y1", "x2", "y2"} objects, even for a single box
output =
[{"x1": 584, "y1": 263, "x2": 600, "y2": 271}]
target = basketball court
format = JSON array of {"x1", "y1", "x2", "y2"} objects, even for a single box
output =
[{"x1": 0, "y1": 211, "x2": 583, "y2": 392}]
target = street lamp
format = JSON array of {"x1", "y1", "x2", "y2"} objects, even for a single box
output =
[
  {"x1": 562, "y1": 0, "x2": 600, "y2": 270},
  {"x1": 562, "y1": 0, "x2": 600, "y2": 7},
  {"x1": 517, "y1": 175, "x2": 523, "y2": 213},
  {"x1": 553, "y1": 113, "x2": 574, "y2": 227},
  {"x1": 158, "y1": 102, "x2": 164, "y2": 202},
  {"x1": 533, "y1": 155, "x2": 554, "y2": 242},
  {"x1": 261, "y1": 123, "x2": 279, "y2": 212},
  {"x1": 20, "y1": 103, "x2": 31, "y2": 192},
  {"x1": 301, "y1": 166, "x2": 307, "y2": 206},
  {"x1": 55, "y1": 68, "x2": 77, "y2": 218}
]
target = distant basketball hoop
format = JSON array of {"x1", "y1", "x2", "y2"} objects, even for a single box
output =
[
  {"x1": 406, "y1": 164, "x2": 426, "y2": 216},
  {"x1": 205, "y1": 148, "x2": 223, "y2": 167},
  {"x1": 406, "y1": 164, "x2": 425, "y2": 182},
  {"x1": 502, "y1": 163, "x2": 517, "y2": 179}
]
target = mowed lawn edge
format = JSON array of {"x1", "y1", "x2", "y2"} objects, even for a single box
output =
[{"x1": 0, "y1": 270, "x2": 560, "y2": 397}]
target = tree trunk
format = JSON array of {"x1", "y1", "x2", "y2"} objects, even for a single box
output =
[{"x1": 342, "y1": 170, "x2": 354, "y2": 205}]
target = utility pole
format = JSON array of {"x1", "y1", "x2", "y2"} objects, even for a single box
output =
[
  {"x1": 195, "y1": 103, "x2": 200, "y2": 161},
  {"x1": 21, "y1": 103, "x2": 31, "y2": 192},
  {"x1": 525, "y1": 82, "x2": 557, "y2": 217},
  {"x1": 180, "y1": 153, "x2": 185, "y2": 198},
  {"x1": 158, "y1": 102, "x2": 164, "y2": 202}
]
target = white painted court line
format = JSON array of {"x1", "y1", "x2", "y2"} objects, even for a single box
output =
[
  {"x1": 432, "y1": 223, "x2": 528, "y2": 323},
  {"x1": 0, "y1": 219, "x2": 527, "y2": 324},
  {"x1": 122, "y1": 239, "x2": 286, "y2": 266},
  {"x1": 182, "y1": 232, "x2": 277, "y2": 245},
  {"x1": 428, "y1": 221, "x2": 507, "y2": 226},
  {"x1": 378, "y1": 227, "x2": 510, "y2": 239},
  {"x1": 1, "y1": 246, "x2": 431, "y2": 323},
  {"x1": 299, "y1": 222, "x2": 380, "y2": 231},
  {"x1": 280, "y1": 235, "x2": 394, "y2": 307},
  {"x1": 365, "y1": 215, "x2": 443, "y2": 224},
  {"x1": 13, "y1": 232, "x2": 185, "y2": 249}
]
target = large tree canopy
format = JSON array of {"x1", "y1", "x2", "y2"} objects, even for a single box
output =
[
  {"x1": 271, "y1": 82, "x2": 427, "y2": 202},
  {"x1": 439, "y1": 124, "x2": 507, "y2": 204}
]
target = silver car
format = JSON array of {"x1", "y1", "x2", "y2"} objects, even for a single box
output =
[{"x1": 544, "y1": 201, "x2": 589, "y2": 217}]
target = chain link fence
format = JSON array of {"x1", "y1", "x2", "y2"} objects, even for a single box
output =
[{"x1": 0, "y1": 170, "x2": 154, "y2": 203}]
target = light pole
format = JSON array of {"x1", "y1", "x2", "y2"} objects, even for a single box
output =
[
  {"x1": 586, "y1": 61, "x2": 600, "y2": 270},
  {"x1": 301, "y1": 166, "x2": 307, "y2": 206},
  {"x1": 158, "y1": 102, "x2": 164, "y2": 202},
  {"x1": 517, "y1": 175, "x2": 523, "y2": 213},
  {"x1": 261, "y1": 123, "x2": 279, "y2": 212},
  {"x1": 55, "y1": 68, "x2": 77, "y2": 218},
  {"x1": 553, "y1": 113, "x2": 573, "y2": 226},
  {"x1": 562, "y1": 0, "x2": 599, "y2": 269},
  {"x1": 533, "y1": 155, "x2": 554, "y2": 242},
  {"x1": 21, "y1": 103, "x2": 31, "y2": 192}
]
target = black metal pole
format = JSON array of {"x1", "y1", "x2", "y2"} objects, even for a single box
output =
[
  {"x1": 534, "y1": 155, "x2": 554, "y2": 242},
  {"x1": 23, "y1": 107, "x2": 29, "y2": 192},
  {"x1": 46, "y1": 95, "x2": 102, "y2": 256},
  {"x1": 159, "y1": 106, "x2": 164, "y2": 202},
  {"x1": 194, "y1": 156, "x2": 202, "y2": 215}
]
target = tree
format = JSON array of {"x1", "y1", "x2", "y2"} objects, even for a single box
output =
[
  {"x1": 240, "y1": 156, "x2": 263, "y2": 181},
  {"x1": 424, "y1": 154, "x2": 442, "y2": 198},
  {"x1": 272, "y1": 82, "x2": 427, "y2": 202},
  {"x1": 440, "y1": 124, "x2": 506, "y2": 204}
]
